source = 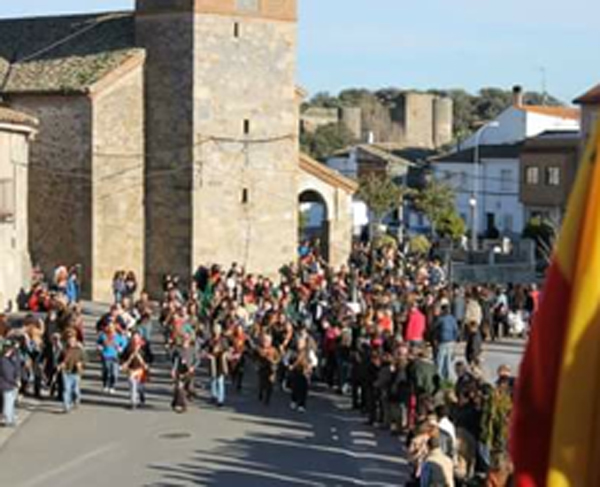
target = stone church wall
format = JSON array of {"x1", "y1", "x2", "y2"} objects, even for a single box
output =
[
  {"x1": 11, "y1": 95, "x2": 94, "y2": 295},
  {"x1": 191, "y1": 13, "x2": 298, "y2": 277},
  {"x1": 91, "y1": 63, "x2": 145, "y2": 302},
  {"x1": 136, "y1": 12, "x2": 196, "y2": 293}
]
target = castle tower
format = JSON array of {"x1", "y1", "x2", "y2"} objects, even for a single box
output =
[{"x1": 136, "y1": 0, "x2": 299, "y2": 291}]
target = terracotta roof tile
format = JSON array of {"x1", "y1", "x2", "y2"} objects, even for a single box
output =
[
  {"x1": 0, "y1": 12, "x2": 140, "y2": 94},
  {"x1": 574, "y1": 84, "x2": 600, "y2": 104}
]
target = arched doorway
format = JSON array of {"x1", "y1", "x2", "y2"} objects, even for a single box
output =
[{"x1": 298, "y1": 189, "x2": 330, "y2": 261}]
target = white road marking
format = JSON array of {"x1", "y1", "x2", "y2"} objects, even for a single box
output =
[{"x1": 20, "y1": 443, "x2": 119, "y2": 487}]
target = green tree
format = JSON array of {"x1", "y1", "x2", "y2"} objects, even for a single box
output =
[
  {"x1": 300, "y1": 122, "x2": 356, "y2": 161},
  {"x1": 415, "y1": 180, "x2": 457, "y2": 236},
  {"x1": 522, "y1": 216, "x2": 558, "y2": 264},
  {"x1": 357, "y1": 173, "x2": 403, "y2": 240},
  {"x1": 306, "y1": 91, "x2": 342, "y2": 109},
  {"x1": 409, "y1": 235, "x2": 432, "y2": 255},
  {"x1": 437, "y1": 209, "x2": 467, "y2": 240}
]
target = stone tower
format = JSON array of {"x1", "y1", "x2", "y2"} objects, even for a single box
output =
[{"x1": 136, "y1": 0, "x2": 298, "y2": 292}]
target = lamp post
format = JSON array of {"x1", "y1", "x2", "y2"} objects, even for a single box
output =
[{"x1": 471, "y1": 121, "x2": 499, "y2": 251}]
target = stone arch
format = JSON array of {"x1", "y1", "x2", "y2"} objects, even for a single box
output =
[{"x1": 298, "y1": 188, "x2": 330, "y2": 261}]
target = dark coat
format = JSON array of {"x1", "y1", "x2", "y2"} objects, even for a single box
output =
[{"x1": 0, "y1": 351, "x2": 20, "y2": 391}]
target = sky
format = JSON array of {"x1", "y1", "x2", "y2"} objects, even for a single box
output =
[{"x1": 2, "y1": 0, "x2": 599, "y2": 103}]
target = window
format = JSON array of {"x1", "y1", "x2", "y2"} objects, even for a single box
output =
[
  {"x1": 242, "y1": 188, "x2": 249, "y2": 204},
  {"x1": 243, "y1": 119, "x2": 250, "y2": 135},
  {"x1": 546, "y1": 167, "x2": 561, "y2": 186},
  {"x1": 460, "y1": 172, "x2": 468, "y2": 187},
  {"x1": 0, "y1": 178, "x2": 15, "y2": 223},
  {"x1": 525, "y1": 166, "x2": 539, "y2": 185},
  {"x1": 500, "y1": 169, "x2": 512, "y2": 191},
  {"x1": 233, "y1": 22, "x2": 240, "y2": 38}
]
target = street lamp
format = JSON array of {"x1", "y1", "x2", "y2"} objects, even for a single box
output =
[{"x1": 471, "y1": 121, "x2": 500, "y2": 251}]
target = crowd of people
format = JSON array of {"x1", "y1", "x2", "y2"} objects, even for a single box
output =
[{"x1": 0, "y1": 241, "x2": 542, "y2": 486}]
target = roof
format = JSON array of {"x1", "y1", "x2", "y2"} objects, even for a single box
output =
[
  {"x1": 331, "y1": 144, "x2": 421, "y2": 167},
  {"x1": 574, "y1": 84, "x2": 600, "y2": 104},
  {"x1": 0, "y1": 106, "x2": 38, "y2": 130},
  {"x1": 519, "y1": 105, "x2": 579, "y2": 121},
  {"x1": 299, "y1": 153, "x2": 358, "y2": 194},
  {"x1": 522, "y1": 130, "x2": 580, "y2": 151},
  {"x1": 0, "y1": 12, "x2": 142, "y2": 95},
  {"x1": 431, "y1": 143, "x2": 523, "y2": 164}
]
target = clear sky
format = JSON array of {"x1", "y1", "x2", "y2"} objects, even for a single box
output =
[{"x1": 2, "y1": 0, "x2": 599, "y2": 103}]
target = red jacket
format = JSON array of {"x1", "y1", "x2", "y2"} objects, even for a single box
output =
[{"x1": 405, "y1": 308, "x2": 426, "y2": 342}]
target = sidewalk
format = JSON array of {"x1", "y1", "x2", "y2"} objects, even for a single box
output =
[{"x1": 0, "y1": 396, "x2": 39, "y2": 450}]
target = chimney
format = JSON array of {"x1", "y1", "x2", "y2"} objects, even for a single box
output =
[{"x1": 512, "y1": 85, "x2": 524, "y2": 107}]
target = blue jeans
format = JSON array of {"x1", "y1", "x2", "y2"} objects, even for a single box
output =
[
  {"x1": 102, "y1": 358, "x2": 120, "y2": 389},
  {"x1": 211, "y1": 375, "x2": 225, "y2": 405},
  {"x1": 2, "y1": 388, "x2": 18, "y2": 425},
  {"x1": 436, "y1": 342, "x2": 454, "y2": 382},
  {"x1": 129, "y1": 376, "x2": 145, "y2": 407},
  {"x1": 62, "y1": 373, "x2": 81, "y2": 412}
]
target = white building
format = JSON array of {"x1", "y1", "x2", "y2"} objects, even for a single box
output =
[
  {"x1": 0, "y1": 106, "x2": 37, "y2": 310},
  {"x1": 327, "y1": 144, "x2": 432, "y2": 236},
  {"x1": 461, "y1": 87, "x2": 580, "y2": 149},
  {"x1": 432, "y1": 86, "x2": 580, "y2": 239},
  {"x1": 431, "y1": 144, "x2": 524, "y2": 237}
]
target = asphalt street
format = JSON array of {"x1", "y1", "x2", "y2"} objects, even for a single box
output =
[{"x1": 0, "y1": 308, "x2": 525, "y2": 487}]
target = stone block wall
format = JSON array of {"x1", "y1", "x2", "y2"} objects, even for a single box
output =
[
  {"x1": 91, "y1": 62, "x2": 145, "y2": 302},
  {"x1": 192, "y1": 13, "x2": 298, "y2": 277},
  {"x1": 136, "y1": 12, "x2": 195, "y2": 293},
  {"x1": 11, "y1": 95, "x2": 94, "y2": 295}
]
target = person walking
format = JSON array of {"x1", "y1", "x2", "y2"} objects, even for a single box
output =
[
  {"x1": 58, "y1": 332, "x2": 85, "y2": 413},
  {"x1": 97, "y1": 322, "x2": 127, "y2": 394},
  {"x1": 0, "y1": 339, "x2": 21, "y2": 427},
  {"x1": 433, "y1": 305, "x2": 459, "y2": 382},
  {"x1": 122, "y1": 334, "x2": 149, "y2": 409},
  {"x1": 206, "y1": 325, "x2": 229, "y2": 407},
  {"x1": 256, "y1": 334, "x2": 280, "y2": 406},
  {"x1": 289, "y1": 337, "x2": 313, "y2": 412}
]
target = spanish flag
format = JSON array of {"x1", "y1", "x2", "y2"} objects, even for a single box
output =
[{"x1": 511, "y1": 120, "x2": 600, "y2": 487}]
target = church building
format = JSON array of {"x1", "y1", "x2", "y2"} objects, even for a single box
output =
[{"x1": 0, "y1": 0, "x2": 355, "y2": 301}]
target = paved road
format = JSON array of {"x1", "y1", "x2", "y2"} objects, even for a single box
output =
[{"x1": 0, "y1": 307, "x2": 525, "y2": 487}]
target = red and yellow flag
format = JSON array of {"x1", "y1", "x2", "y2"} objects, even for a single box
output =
[{"x1": 511, "y1": 120, "x2": 600, "y2": 487}]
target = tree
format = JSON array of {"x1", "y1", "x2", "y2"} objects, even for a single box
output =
[
  {"x1": 301, "y1": 86, "x2": 566, "y2": 145},
  {"x1": 436, "y1": 209, "x2": 467, "y2": 240},
  {"x1": 522, "y1": 216, "x2": 559, "y2": 264},
  {"x1": 305, "y1": 91, "x2": 342, "y2": 110},
  {"x1": 357, "y1": 173, "x2": 403, "y2": 240},
  {"x1": 409, "y1": 235, "x2": 432, "y2": 255},
  {"x1": 300, "y1": 122, "x2": 356, "y2": 161},
  {"x1": 415, "y1": 180, "x2": 457, "y2": 236}
]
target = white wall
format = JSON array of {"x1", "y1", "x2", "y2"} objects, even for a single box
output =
[
  {"x1": 432, "y1": 157, "x2": 524, "y2": 237},
  {"x1": 461, "y1": 107, "x2": 579, "y2": 148},
  {"x1": 0, "y1": 129, "x2": 32, "y2": 310},
  {"x1": 461, "y1": 108, "x2": 526, "y2": 148},
  {"x1": 525, "y1": 112, "x2": 579, "y2": 138}
]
